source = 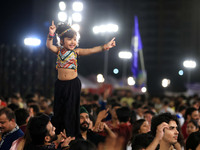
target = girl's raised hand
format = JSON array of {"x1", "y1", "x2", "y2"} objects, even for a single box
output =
[
  {"x1": 49, "y1": 20, "x2": 56, "y2": 35},
  {"x1": 104, "y1": 37, "x2": 116, "y2": 50}
]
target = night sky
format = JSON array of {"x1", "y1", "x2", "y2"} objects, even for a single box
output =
[{"x1": 1, "y1": 0, "x2": 200, "y2": 95}]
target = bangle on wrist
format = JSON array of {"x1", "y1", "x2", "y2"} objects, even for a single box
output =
[
  {"x1": 48, "y1": 33, "x2": 55, "y2": 39},
  {"x1": 101, "y1": 44, "x2": 109, "y2": 51}
]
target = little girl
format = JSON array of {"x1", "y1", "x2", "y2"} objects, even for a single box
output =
[{"x1": 46, "y1": 21, "x2": 116, "y2": 137}]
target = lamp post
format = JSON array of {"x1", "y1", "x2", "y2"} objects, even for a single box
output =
[
  {"x1": 93, "y1": 24, "x2": 118, "y2": 82},
  {"x1": 183, "y1": 59, "x2": 196, "y2": 85},
  {"x1": 118, "y1": 51, "x2": 132, "y2": 86},
  {"x1": 58, "y1": 1, "x2": 83, "y2": 31}
]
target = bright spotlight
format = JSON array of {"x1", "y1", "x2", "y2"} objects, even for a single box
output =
[
  {"x1": 107, "y1": 24, "x2": 119, "y2": 32},
  {"x1": 72, "y1": 13, "x2": 82, "y2": 22},
  {"x1": 24, "y1": 38, "x2": 41, "y2": 46},
  {"x1": 59, "y1": 1, "x2": 66, "y2": 11},
  {"x1": 127, "y1": 77, "x2": 135, "y2": 86},
  {"x1": 97, "y1": 74, "x2": 105, "y2": 83},
  {"x1": 113, "y1": 68, "x2": 119, "y2": 74},
  {"x1": 162, "y1": 78, "x2": 170, "y2": 88},
  {"x1": 58, "y1": 12, "x2": 67, "y2": 22},
  {"x1": 71, "y1": 24, "x2": 80, "y2": 32},
  {"x1": 178, "y1": 70, "x2": 184, "y2": 76},
  {"x1": 93, "y1": 26, "x2": 100, "y2": 34},
  {"x1": 118, "y1": 51, "x2": 132, "y2": 59},
  {"x1": 141, "y1": 87, "x2": 147, "y2": 93},
  {"x1": 72, "y1": 2, "x2": 83, "y2": 12},
  {"x1": 183, "y1": 60, "x2": 196, "y2": 69}
]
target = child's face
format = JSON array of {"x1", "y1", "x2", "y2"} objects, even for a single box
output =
[
  {"x1": 186, "y1": 122, "x2": 198, "y2": 135},
  {"x1": 63, "y1": 35, "x2": 77, "y2": 50}
]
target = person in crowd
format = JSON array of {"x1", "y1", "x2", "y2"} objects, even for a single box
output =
[
  {"x1": 186, "y1": 131, "x2": 200, "y2": 150},
  {"x1": 46, "y1": 20, "x2": 116, "y2": 137},
  {"x1": 78, "y1": 106, "x2": 115, "y2": 146},
  {"x1": 115, "y1": 107, "x2": 132, "y2": 150},
  {"x1": 144, "y1": 110, "x2": 155, "y2": 128},
  {"x1": 23, "y1": 113, "x2": 75, "y2": 150},
  {"x1": 186, "y1": 119, "x2": 199, "y2": 138},
  {"x1": 135, "y1": 103, "x2": 144, "y2": 120},
  {"x1": 159, "y1": 99, "x2": 174, "y2": 114},
  {"x1": 150, "y1": 113, "x2": 182, "y2": 150},
  {"x1": 132, "y1": 119, "x2": 150, "y2": 138},
  {"x1": 182, "y1": 107, "x2": 199, "y2": 139},
  {"x1": 0, "y1": 107, "x2": 24, "y2": 150},
  {"x1": 28, "y1": 104, "x2": 40, "y2": 117},
  {"x1": 176, "y1": 105, "x2": 187, "y2": 127},
  {"x1": 105, "y1": 103, "x2": 121, "y2": 129},
  {"x1": 14, "y1": 108, "x2": 30, "y2": 133},
  {"x1": 131, "y1": 133, "x2": 155, "y2": 150}
]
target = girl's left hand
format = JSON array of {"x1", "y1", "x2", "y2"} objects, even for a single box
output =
[{"x1": 104, "y1": 37, "x2": 116, "y2": 50}]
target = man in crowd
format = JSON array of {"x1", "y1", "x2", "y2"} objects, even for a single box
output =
[
  {"x1": 150, "y1": 113, "x2": 181, "y2": 150},
  {"x1": 0, "y1": 107, "x2": 24, "y2": 150},
  {"x1": 78, "y1": 106, "x2": 115, "y2": 146},
  {"x1": 23, "y1": 113, "x2": 74, "y2": 150}
]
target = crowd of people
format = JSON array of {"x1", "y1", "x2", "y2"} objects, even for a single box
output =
[
  {"x1": 0, "y1": 89, "x2": 199, "y2": 150},
  {"x1": 0, "y1": 22, "x2": 199, "y2": 150}
]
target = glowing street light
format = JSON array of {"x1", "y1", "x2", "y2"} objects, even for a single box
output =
[
  {"x1": 183, "y1": 60, "x2": 196, "y2": 69},
  {"x1": 118, "y1": 51, "x2": 132, "y2": 59},
  {"x1": 93, "y1": 24, "x2": 119, "y2": 34},
  {"x1": 93, "y1": 23, "x2": 119, "y2": 82},
  {"x1": 72, "y1": 2, "x2": 83, "y2": 12},
  {"x1": 141, "y1": 87, "x2": 147, "y2": 93},
  {"x1": 58, "y1": 12, "x2": 67, "y2": 22},
  {"x1": 127, "y1": 77, "x2": 135, "y2": 86},
  {"x1": 72, "y1": 13, "x2": 82, "y2": 22},
  {"x1": 97, "y1": 74, "x2": 105, "y2": 83},
  {"x1": 162, "y1": 78, "x2": 170, "y2": 88},
  {"x1": 71, "y1": 24, "x2": 80, "y2": 32},
  {"x1": 183, "y1": 59, "x2": 197, "y2": 84},
  {"x1": 24, "y1": 38, "x2": 41, "y2": 46},
  {"x1": 118, "y1": 51, "x2": 132, "y2": 86},
  {"x1": 59, "y1": 1, "x2": 66, "y2": 11}
]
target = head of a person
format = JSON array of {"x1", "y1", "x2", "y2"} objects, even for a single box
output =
[
  {"x1": 132, "y1": 119, "x2": 150, "y2": 136},
  {"x1": 131, "y1": 133, "x2": 156, "y2": 150},
  {"x1": 80, "y1": 106, "x2": 90, "y2": 132},
  {"x1": 0, "y1": 107, "x2": 16, "y2": 134},
  {"x1": 110, "y1": 103, "x2": 121, "y2": 120},
  {"x1": 28, "y1": 104, "x2": 40, "y2": 117},
  {"x1": 116, "y1": 107, "x2": 131, "y2": 123},
  {"x1": 15, "y1": 108, "x2": 30, "y2": 126},
  {"x1": 151, "y1": 113, "x2": 179, "y2": 145},
  {"x1": 27, "y1": 114, "x2": 57, "y2": 145},
  {"x1": 144, "y1": 110, "x2": 155, "y2": 126},
  {"x1": 184, "y1": 107, "x2": 199, "y2": 122},
  {"x1": 56, "y1": 22, "x2": 78, "y2": 50},
  {"x1": 186, "y1": 131, "x2": 200, "y2": 150},
  {"x1": 70, "y1": 139, "x2": 96, "y2": 150},
  {"x1": 177, "y1": 105, "x2": 187, "y2": 114},
  {"x1": 186, "y1": 119, "x2": 199, "y2": 136}
]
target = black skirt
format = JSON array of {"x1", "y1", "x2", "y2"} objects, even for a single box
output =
[{"x1": 52, "y1": 77, "x2": 81, "y2": 137}]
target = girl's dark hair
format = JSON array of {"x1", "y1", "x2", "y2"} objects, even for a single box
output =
[
  {"x1": 132, "y1": 119, "x2": 146, "y2": 136},
  {"x1": 188, "y1": 119, "x2": 199, "y2": 129},
  {"x1": 56, "y1": 22, "x2": 77, "y2": 40}
]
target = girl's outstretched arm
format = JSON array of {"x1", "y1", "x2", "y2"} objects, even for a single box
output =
[
  {"x1": 46, "y1": 20, "x2": 59, "y2": 54},
  {"x1": 76, "y1": 37, "x2": 116, "y2": 56}
]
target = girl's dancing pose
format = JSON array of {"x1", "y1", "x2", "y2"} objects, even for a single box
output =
[{"x1": 46, "y1": 21, "x2": 116, "y2": 137}]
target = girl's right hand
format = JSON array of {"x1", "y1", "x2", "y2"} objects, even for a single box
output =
[{"x1": 49, "y1": 20, "x2": 56, "y2": 35}]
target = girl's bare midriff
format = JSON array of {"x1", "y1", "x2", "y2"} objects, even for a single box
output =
[{"x1": 57, "y1": 68, "x2": 78, "y2": 80}]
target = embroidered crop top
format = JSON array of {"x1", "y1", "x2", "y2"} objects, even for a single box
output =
[{"x1": 56, "y1": 47, "x2": 78, "y2": 71}]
